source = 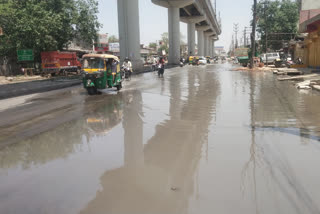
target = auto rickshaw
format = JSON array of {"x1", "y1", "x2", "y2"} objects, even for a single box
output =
[
  {"x1": 82, "y1": 54, "x2": 122, "y2": 95},
  {"x1": 188, "y1": 56, "x2": 194, "y2": 65},
  {"x1": 192, "y1": 56, "x2": 200, "y2": 66}
]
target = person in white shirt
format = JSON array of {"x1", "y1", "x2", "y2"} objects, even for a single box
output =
[{"x1": 122, "y1": 57, "x2": 132, "y2": 73}]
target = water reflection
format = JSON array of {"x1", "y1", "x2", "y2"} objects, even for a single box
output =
[
  {"x1": 80, "y1": 67, "x2": 220, "y2": 214},
  {"x1": 242, "y1": 71, "x2": 320, "y2": 214},
  {"x1": 0, "y1": 93, "x2": 127, "y2": 170}
]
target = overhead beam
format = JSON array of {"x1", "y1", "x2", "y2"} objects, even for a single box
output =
[
  {"x1": 151, "y1": 0, "x2": 194, "y2": 8},
  {"x1": 180, "y1": 15, "x2": 206, "y2": 24}
]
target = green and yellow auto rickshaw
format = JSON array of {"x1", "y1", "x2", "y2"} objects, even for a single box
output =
[{"x1": 82, "y1": 54, "x2": 122, "y2": 95}]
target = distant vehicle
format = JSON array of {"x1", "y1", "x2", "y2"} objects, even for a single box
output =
[
  {"x1": 198, "y1": 57, "x2": 207, "y2": 65},
  {"x1": 261, "y1": 52, "x2": 280, "y2": 65},
  {"x1": 41, "y1": 51, "x2": 81, "y2": 76},
  {"x1": 192, "y1": 56, "x2": 200, "y2": 66},
  {"x1": 188, "y1": 56, "x2": 194, "y2": 65}
]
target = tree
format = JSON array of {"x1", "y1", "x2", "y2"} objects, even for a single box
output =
[
  {"x1": 108, "y1": 35, "x2": 119, "y2": 43},
  {"x1": 149, "y1": 42, "x2": 157, "y2": 50},
  {"x1": 158, "y1": 32, "x2": 169, "y2": 55},
  {"x1": 256, "y1": 0, "x2": 299, "y2": 51},
  {"x1": 0, "y1": 0, "x2": 101, "y2": 61},
  {"x1": 157, "y1": 32, "x2": 187, "y2": 54}
]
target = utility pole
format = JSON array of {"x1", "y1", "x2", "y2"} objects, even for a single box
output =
[
  {"x1": 250, "y1": 0, "x2": 257, "y2": 69},
  {"x1": 233, "y1": 23, "x2": 239, "y2": 49},
  {"x1": 244, "y1": 27, "x2": 246, "y2": 47}
]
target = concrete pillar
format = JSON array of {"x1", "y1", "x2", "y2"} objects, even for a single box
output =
[
  {"x1": 204, "y1": 36, "x2": 208, "y2": 56},
  {"x1": 197, "y1": 30, "x2": 204, "y2": 56},
  {"x1": 117, "y1": 0, "x2": 143, "y2": 70},
  {"x1": 168, "y1": 7, "x2": 180, "y2": 64},
  {"x1": 204, "y1": 35, "x2": 210, "y2": 56},
  {"x1": 212, "y1": 41, "x2": 215, "y2": 56},
  {"x1": 187, "y1": 23, "x2": 196, "y2": 56},
  {"x1": 207, "y1": 38, "x2": 211, "y2": 56}
]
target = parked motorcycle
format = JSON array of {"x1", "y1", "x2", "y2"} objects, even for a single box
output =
[{"x1": 274, "y1": 55, "x2": 293, "y2": 68}]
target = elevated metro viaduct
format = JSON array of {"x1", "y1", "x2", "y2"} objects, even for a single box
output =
[{"x1": 117, "y1": 0, "x2": 221, "y2": 69}]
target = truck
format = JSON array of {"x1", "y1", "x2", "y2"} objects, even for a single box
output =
[
  {"x1": 234, "y1": 48, "x2": 250, "y2": 67},
  {"x1": 41, "y1": 51, "x2": 81, "y2": 75}
]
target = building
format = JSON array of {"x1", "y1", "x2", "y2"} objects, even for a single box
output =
[
  {"x1": 298, "y1": 0, "x2": 320, "y2": 68},
  {"x1": 215, "y1": 46, "x2": 226, "y2": 56}
]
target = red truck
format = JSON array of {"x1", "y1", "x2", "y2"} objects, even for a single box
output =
[{"x1": 41, "y1": 51, "x2": 81, "y2": 75}]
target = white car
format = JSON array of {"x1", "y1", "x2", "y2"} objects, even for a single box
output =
[
  {"x1": 198, "y1": 57, "x2": 207, "y2": 65},
  {"x1": 261, "y1": 52, "x2": 280, "y2": 65}
]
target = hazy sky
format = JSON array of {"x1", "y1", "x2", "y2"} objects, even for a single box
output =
[{"x1": 97, "y1": 0, "x2": 254, "y2": 51}]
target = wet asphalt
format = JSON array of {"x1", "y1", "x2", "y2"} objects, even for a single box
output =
[{"x1": 1, "y1": 63, "x2": 320, "y2": 214}]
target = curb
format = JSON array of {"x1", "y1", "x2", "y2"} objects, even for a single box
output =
[{"x1": 0, "y1": 80, "x2": 81, "y2": 100}]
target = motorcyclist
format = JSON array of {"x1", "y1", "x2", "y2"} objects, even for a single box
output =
[{"x1": 122, "y1": 57, "x2": 132, "y2": 78}]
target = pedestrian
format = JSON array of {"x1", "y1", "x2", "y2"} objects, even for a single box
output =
[
  {"x1": 158, "y1": 57, "x2": 165, "y2": 78},
  {"x1": 21, "y1": 67, "x2": 26, "y2": 76},
  {"x1": 152, "y1": 57, "x2": 158, "y2": 71},
  {"x1": 111, "y1": 59, "x2": 119, "y2": 84}
]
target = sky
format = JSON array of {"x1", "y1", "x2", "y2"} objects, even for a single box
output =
[{"x1": 97, "y1": 0, "x2": 254, "y2": 51}]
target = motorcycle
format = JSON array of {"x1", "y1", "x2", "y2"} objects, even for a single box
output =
[
  {"x1": 180, "y1": 61, "x2": 184, "y2": 67},
  {"x1": 158, "y1": 63, "x2": 164, "y2": 77},
  {"x1": 121, "y1": 65, "x2": 131, "y2": 81},
  {"x1": 274, "y1": 55, "x2": 293, "y2": 68}
]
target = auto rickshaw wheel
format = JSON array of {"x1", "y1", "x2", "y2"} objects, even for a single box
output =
[
  {"x1": 116, "y1": 83, "x2": 122, "y2": 91},
  {"x1": 87, "y1": 87, "x2": 97, "y2": 95}
]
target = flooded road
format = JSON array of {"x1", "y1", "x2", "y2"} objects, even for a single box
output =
[{"x1": 1, "y1": 63, "x2": 320, "y2": 214}]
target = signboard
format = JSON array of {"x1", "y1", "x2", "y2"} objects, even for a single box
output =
[
  {"x1": 17, "y1": 49, "x2": 34, "y2": 62},
  {"x1": 95, "y1": 47, "x2": 109, "y2": 52},
  {"x1": 109, "y1": 43, "x2": 120, "y2": 53},
  {"x1": 98, "y1": 34, "x2": 108, "y2": 44}
]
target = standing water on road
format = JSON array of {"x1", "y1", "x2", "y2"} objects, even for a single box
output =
[{"x1": 0, "y1": 63, "x2": 320, "y2": 214}]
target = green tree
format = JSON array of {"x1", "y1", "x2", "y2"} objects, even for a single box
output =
[
  {"x1": 108, "y1": 35, "x2": 119, "y2": 43},
  {"x1": 149, "y1": 42, "x2": 157, "y2": 50},
  {"x1": 157, "y1": 32, "x2": 187, "y2": 55},
  {"x1": 256, "y1": 0, "x2": 299, "y2": 51},
  {"x1": 0, "y1": 0, "x2": 101, "y2": 60}
]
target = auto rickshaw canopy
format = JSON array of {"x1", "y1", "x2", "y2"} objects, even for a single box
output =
[{"x1": 82, "y1": 54, "x2": 120, "y2": 62}]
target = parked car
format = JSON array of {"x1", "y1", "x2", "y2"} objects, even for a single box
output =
[
  {"x1": 198, "y1": 57, "x2": 207, "y2": 65},
  {"x1": 261, "y1": 52, "x2": 280, "y2": 65}
]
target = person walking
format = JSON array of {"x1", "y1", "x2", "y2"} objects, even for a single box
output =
[{"x1": 157, "y1": 57, "x2": 165, "y2": 78}]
